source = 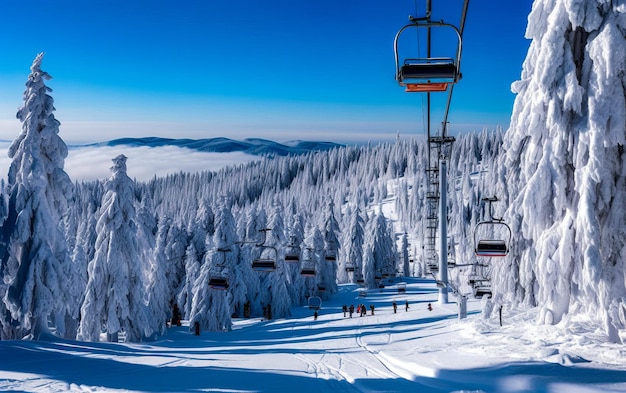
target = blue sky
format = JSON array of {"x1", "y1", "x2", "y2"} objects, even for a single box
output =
[{"x1": 0, "y1": 0, "x2": 532, "y2": 144}]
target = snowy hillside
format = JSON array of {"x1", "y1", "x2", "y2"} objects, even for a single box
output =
[{"x1": 1, "y1": 279, "x2": 625, "y2": 392}]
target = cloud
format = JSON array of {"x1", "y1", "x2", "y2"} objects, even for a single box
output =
[{"x1": 0, "y1": 143, "x2": 258, "y2": 182}]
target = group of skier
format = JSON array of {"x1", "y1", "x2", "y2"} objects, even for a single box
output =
[
  {"x1": 315, "y1": 300, "x2": 433, "y2": 321},
  {"x1": 340, "y1": 300, "x2": 413, "y2": 318}
]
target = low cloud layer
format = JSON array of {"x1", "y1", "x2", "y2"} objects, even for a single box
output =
[{"x1": 0, "y1": 143, "x2": 257, "y2": 182}]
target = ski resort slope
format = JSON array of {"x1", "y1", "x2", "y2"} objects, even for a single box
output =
[{"x1": 0, "y1": 278, "x2": 625, "y2": 393}]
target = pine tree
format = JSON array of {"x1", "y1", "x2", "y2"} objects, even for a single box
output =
[
  {"x1": 0, "y1": 53, "x2": 74, "y2": 339},
  {"x1": 78, "y1": 155, "x2": 150, "y2": 342},
  {"x1": 501, "y1": 0, "x2": 626, "y2": 342}
]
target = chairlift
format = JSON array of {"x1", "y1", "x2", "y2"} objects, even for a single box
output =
[
  {"x1": 394, "y1": 17, "x2": 463, "y2": 93},
  {"x1": 209, "y1": 248, "x2": 231, "y2": 290},
  {"x1": 308, "y1": 296, "x2": 322, "y2": 310},
  {"x1": 252, "y1": 258, "x2": 277, "y2": 272},
  {"x1": 317, "y1": 284, "x2": 326, "y2": 292},
  {"x1": 355, "y1": 273, "x2": 365, "y2": 285},
  {"x1": 397, "y1": 283, "x2": 407, "y2": 293},
  {"x1": 252, "y1": 228, "x2": 278, "y2": 272},
  {"x1": 325, "y1": 250, "x2": 337, "y2": 262},
  {"x1": 427, "y1": 261, "x2": 439, "y2": 273},
  {"x1": 300, "y1": 267, "x2": 316, "y2": 277},
  {"x1": 345, "y1": 262, "x2": 356, "y2": 273},
  {"x1": 300, "y1": 247, "x2": 316, "y2": 276},
  {"x1": 473, "y1": 280, "x2": 492, "y2": 298},
  {"x1": 285, "y1": 236, "x2": 300, "y2": 262},
  {"x1": 208, "y1": 276, "x2": 229, "y2": 290},
  {"x1": 474, "y1": 197, "x2": 512, "y2": 257}
]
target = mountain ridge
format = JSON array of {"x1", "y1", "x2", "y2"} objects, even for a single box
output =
[{"x1": 78, "y1": 137, "x2": 344, "y2": 156}]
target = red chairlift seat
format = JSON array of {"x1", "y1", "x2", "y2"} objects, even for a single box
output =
[{"x1": 394, "y1": 20, "x2": 463, "y2": 93}]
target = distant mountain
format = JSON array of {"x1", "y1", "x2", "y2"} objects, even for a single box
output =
[{"x1": 83, "y1": 137, "x2": 344, "y2": 156}]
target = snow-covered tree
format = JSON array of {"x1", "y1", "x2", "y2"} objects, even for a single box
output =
[
  {"x1": 78, "y1": 155, "x2": 150, "y2": 342},
  {"x1": 363, "y1": 210, "x2": 396, "y2": 289},
  {"x1": 500, "y1": 0, "x2": 626, "y2": 342},
  {"x1": 341, "y1": 206, "x2": 365, "y2": 284},
  {"x1": 0, "y1": 53, "x2": 74, "y2": 340}
]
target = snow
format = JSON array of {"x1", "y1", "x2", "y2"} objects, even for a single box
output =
[{"x1": 1, "y1": 278, "x2": 625, "y2": 392}]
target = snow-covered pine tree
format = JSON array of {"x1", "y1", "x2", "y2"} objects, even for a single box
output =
[
  {"x1": 178, "y1": 241, "x2": 201, "y2": 319},
  {"x1": 501, "y1": 0, "x2": 626, "y2": 342},
  {"x1": 400, "y1": 231, "x2": 410, "y2": 277},
  {"x1": 265, "y1": 201, "x2": 292, "y2": 318},
  {"x1": 78, "y1": 155, "x2": 150, "y2": 342},
  {"x1": 0, "y1": 53, "x2": 74, "y2": 340},
  {"x1": 344, "y1": 205, "x2": 365, "y2": 284},
  {"x1": 363, "y1": 210, "x2": 396, "y2": 289},
  {"x1": 146, "y1": 216, "x2": 173, "y2": 338},
  {"x1": 212, "y1": 199, "x2": 241, "y2": 318},
  {"x1": 321, "y1": 199, "x2": 340, "y2": 295}
]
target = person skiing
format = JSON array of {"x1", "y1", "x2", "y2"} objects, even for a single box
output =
[
  {"x1": 314, "y1": 311, "x2": 318, "y2": 320},
  {"x1": 370, "y1": 304, "x2": 375, "y2": 315},
  {"x1": 349, "y1": 304, "x2": 354, "y2": 318},
  {"x1": 428, "y1": 303, "x2": 433, "y2": 311},
  {"x1": 343, "y1": 305, "x2": 348, "y2": 317},
  {"x1": 393, "y1": 301, "x2": 397, "y2": 314},
  {"x1": 405, "y1": 300, "x2": 409, "y2": 312}
]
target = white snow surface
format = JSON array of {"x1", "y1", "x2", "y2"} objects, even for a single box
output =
[{"x1": 0, "y1": 279, "x2": 625, "y2": 393}]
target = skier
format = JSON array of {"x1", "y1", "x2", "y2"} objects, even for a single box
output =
[
  {"x1": 370, "y1": 304, "x2": 375, "y2": 315},
  {"x1": 405, "y1": 300, "x2": 409, "y2": 312},
  {"x1": 393, "y1": 301, "x2": 397, "y2": 314},
  {"x1": 428, "y1": 303, "x2": 433, "y2": 312},
  {"x1": 343, "y1": 305, "x2": 348, "y2": 317},
  {"x1": 314, "y1": 311, "x2": 318, "y2": 320},
  {"x1": 349, "y1": 304, "x2": 354, "y2": 318}
]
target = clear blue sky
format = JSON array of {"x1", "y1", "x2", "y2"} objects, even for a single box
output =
[{"x1": 0, "y1": 0, "x2": 532, "y2": 144}]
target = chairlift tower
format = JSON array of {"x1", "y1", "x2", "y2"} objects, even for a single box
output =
[{"x1": 394, "y1": 0, "x2": 469, "y2": 305}]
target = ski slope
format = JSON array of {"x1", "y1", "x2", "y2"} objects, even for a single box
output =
[{"x1": 0, "y1": 277, "x2": 625, "y2": 392}]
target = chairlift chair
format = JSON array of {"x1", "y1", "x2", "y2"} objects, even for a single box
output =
[
  {"x1": 473, "y1": 197, "x2": 512, "y2": 257},
  {"x1": 427, "y1": 261, "x2": 439, "y2": 273},
  {"x1": 285, "y1": 237, "x2": 300, "y2": 262},
  {"x1": 397, "y1": 283, "x2": 407, "y2": 293},
  {"x1": 208, "y1": 276, "x2": 229, "y2": 290},
  {"x1": 355, "y1": 273, "x2": 365, "y2": 285},
  {"x1": 252, "y1": 229, "x2": 278, "y2": 271},
  {"x1": 285, "y1": 252, "x2": 300, "y2": 262},
  {"x1": 345, "y1": 262, "x2": 356, "y2": 273},
  {"x1": 308, "y1": 296, "x2": 322, "y2": 310},
  {"x1": 394, "y1": 18, "x2": 463, "y2": 93},
  {"x1": 300, "y1": 266, "x2": 316, "y2": 277},
  {"x1": 317, "y1": 284, "x2": 326, "y2": 292},
  {"x1": 300, "y1": 247, "x2": 316, "y2": 276},
  {"x1": 473, "y1": 280, "x2": 492, "y2": 298},
  {"x1": 252, "y1": 258, "x2": 276, "y2": 272},
  {"x1": 209, "y1": 248, "x2": 231, "y2": 290}
]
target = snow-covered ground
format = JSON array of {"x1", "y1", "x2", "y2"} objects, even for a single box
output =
[{"x1": 0, "y1": 277, "x2": 625, "y2": 393}]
